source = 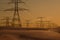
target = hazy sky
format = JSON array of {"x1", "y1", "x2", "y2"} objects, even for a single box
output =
[{"x1": 0, "y1": 0, "x2": 60, "y2": 26}]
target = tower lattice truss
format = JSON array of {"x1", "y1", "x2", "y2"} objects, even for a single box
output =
[{"x1": 4, "y1": 0, "x2": 28, "y2": 27}]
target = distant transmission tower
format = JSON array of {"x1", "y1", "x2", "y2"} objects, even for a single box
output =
[
  {"x1": 4, "y1": 0, "x2": 28, "y2": 27},
  {"x1": 37, "y1": 17, "x2": 44, "y2": 28},
  {"x1": 5, "y1": 17, "x2": 10, "y2": 27},
  {"x1": 26, "y1": 20, "x2": 30, "y2": 27},
  {"x1": 0, "y1": 17, "x2": 10, "y2": 27}
]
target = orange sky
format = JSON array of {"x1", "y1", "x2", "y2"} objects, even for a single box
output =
[{"x1": 0, "y1": 0, "x2": 60, "y2": 27}]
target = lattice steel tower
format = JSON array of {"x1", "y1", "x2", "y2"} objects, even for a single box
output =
[
  {"x1": 11, "y1": 0, "x2": 22, "y2": 27},
  {"x1": 4, "y1": 0, "x2": 27, "y2": 27}
]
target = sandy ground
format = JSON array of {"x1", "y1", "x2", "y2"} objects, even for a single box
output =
[{"x1": 0, "y1": 30, "x2": 60, "y2": 40}]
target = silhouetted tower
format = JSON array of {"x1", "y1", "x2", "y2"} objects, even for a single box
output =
[
  {"x1": 4, "y1": 0, "x2": 28, "y2": 27},
  {"x1": 5, "y1": 17, "x2": 10, "y2": 27},
  {"x1": 26, "y1": 20, "x2": 30, "y2": 27},
  {"x1": 37, "y1": 17, "x2": 44, "y2": 28},
  {"x1": 11, "y1": 0, "x2": 22, "y2": 27},
  {"x1": 46, "y1": 21, "x2": 57, "y2": 28},
  {"x1": 35, "y1": 21, "x2": 40, "y2": 28},
  {"x1": 45, "y1": 21, "x2": 51, "y2": 28},
  {"x1": 0, "y1": 17, "x2": 10, "y2": 27},
  {"x1": 51, "y1": 23, "x2": 58, "y2": 28}
]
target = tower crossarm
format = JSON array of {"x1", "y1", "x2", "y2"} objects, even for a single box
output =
[
  {"x1": 8, "y1": 0, "x2": 25, "y2": 4},
  {"x1": 3, "y1": 8, "x2": 28, "y2": 11}
]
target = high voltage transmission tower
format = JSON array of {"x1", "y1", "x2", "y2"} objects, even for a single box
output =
[
  {"x1": 0, "y1": 17, "x2": 10, "y2": 27},
  {"x1": 26, "y1": 20, "x2": 30, "y2": 27},
  {"x1": 37, "y1": 17, "x2": 44, "y2": 28},
  {"x1": 4, "y1": 0, "x2": 28, "y2": 27}
]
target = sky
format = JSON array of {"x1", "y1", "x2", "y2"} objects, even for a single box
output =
[{"x1": 0, "y1": 0, "x2": 60, "y2": 27}]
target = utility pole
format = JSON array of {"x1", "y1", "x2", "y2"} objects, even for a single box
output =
[{"x1": 4, "y1": 0, "x2": 28, "y2": 27}]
